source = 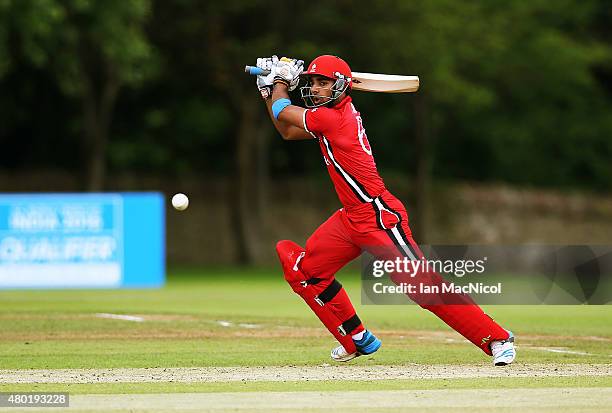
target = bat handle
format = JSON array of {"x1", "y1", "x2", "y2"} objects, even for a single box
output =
[{"x1": 244, "y1": 65, "x2": 270, "y2": 76}]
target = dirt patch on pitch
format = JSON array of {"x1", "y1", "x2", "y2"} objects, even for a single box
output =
[{"x1": 1, "y1": 363, "x2": 610, "y2": 384}]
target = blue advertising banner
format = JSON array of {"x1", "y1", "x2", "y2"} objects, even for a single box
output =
[{"x1": 0, "y1": 193, "x2": 165, "y2": 288}]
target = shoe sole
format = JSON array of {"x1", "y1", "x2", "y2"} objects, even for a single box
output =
[
  {"x1": 331, "y1": 353, "x2": 360, "y2": 362},
  {"x1": 495, "y1": 361, "x2": 510, "y2": 366}
]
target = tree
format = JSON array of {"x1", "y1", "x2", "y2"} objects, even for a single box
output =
[
  {"x1": 0, "y1": 0, "x2": 156, "y2": 190},
  {"x1": 343, "y1": 0, "x2": 612, "y2": 239}
]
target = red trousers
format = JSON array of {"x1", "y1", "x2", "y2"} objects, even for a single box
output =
[{"x1": 289, "y1": 190, "x2": 509, "y2": 355}]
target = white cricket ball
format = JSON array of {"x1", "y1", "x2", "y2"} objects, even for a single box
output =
[{"x1": 171, "y1": 193, "x2": 189, "y2": 211}]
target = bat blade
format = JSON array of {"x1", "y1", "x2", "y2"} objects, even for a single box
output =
[{"x1": 352, "y1": 72, "x2": 419, "y2": 93}]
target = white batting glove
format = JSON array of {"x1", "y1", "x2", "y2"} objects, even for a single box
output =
[
  {"x1": 255, "y1": 56, "x2": 278, "y2": 100},
  {"x1": 287, "y1": 58, "x2": 304, "y2": 91},
  {"x1": 273, "y1": 57, "x2": 304, "y2": 92}
]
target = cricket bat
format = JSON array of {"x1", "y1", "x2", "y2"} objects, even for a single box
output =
[{"x1": 245, "y1": 66, "x2": 419, "y2": 93}]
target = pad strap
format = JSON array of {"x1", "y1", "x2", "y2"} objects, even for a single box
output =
[
  {"x1": 300, "y1": 277, "x2": 324, "y2": 287},
  {"x1": 314, "y1": 279, "x2": 342, "y2": 306},
  {"x1": 338, "y1": 314, "x2": 362, "y2": 336}
]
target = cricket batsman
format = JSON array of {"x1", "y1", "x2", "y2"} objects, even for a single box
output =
[{"x1": 255, "y1": 55, "x2": 516, "y2": 365}]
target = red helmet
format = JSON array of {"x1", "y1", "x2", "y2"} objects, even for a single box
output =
[
  {"x1": 303, "y1": 55, "x2": 352, "y2": 83},
  {"x1": 300, "y1": 55, "x2": 352, "y2": 108}
]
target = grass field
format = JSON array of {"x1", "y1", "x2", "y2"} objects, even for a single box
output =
[{"x1": 0, "y1": 268, "x2": 610, "y2": 412}]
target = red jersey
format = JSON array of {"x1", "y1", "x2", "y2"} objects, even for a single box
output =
[{"x1": 303, "y1": 96, "x2": 386, "y2": 208}]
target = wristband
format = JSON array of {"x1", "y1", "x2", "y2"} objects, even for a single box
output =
[
  {"x1": 272, "y1": 98, "x2": 291, "y2": 120},
  {"x1": 274, "y1": 78, "x2": 290, "y2": 88}
]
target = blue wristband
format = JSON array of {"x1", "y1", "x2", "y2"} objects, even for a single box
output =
[{"x1": 272, "y1": 98, "x2": 291, "y2": 120}]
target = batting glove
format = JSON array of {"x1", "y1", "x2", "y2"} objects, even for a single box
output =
[
  {"x1": 255, "y1": 55, "x2": 278, "y2": 100},
  {"x1": 273, "y1": 57, "x2": 304, "y2": 92}
]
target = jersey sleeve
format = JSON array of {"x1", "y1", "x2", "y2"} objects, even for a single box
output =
[{"x1": 303, "y1": 107, "x2": 338, "y2": 136}]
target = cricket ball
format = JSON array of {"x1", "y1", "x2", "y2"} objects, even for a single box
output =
[{"x1": 171, "y1": 193, "x2": 189, "y2": 211}]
